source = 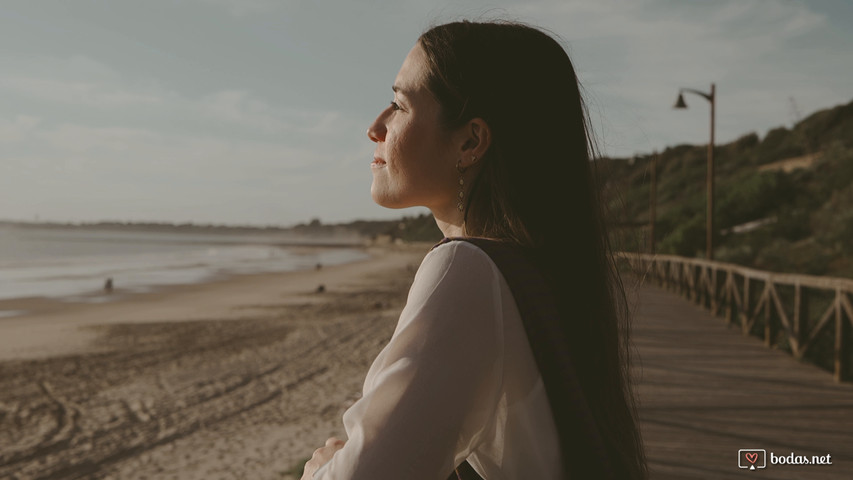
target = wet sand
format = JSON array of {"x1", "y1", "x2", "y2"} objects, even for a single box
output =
[{"x1": 0, "y1": 242, "x2": 430, "y2": 479}]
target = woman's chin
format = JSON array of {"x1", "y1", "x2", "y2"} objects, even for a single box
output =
[
  {"x1": 370, "y1": 189, "x2": 410, "y2": 210},
  {"x1": 370, "y1": 188, "x2": 394, "y2": 209},
  {"x1": 371, "y1": 198, "x2": 407, "y2": 210}
]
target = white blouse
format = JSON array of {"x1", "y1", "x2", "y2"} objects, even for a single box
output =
[{"x1": 314, "y1": 240, "x2": 563, "y2": 479}]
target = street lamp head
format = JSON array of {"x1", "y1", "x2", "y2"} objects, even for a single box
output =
[{"x1": 673, "y1": 92, "x2": 688, "y2": 109}]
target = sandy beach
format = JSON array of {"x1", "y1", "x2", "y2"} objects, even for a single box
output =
[{"x1": 0, "y1": 242, "x2": 431, "y2": 479}]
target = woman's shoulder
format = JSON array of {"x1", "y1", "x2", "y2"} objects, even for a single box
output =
[
  {"x1": 428, "y1": 237, "x2": 493, "y2": 257},
  {"x1": 399, "y1": 239, "x2": 506, "y2": 336},
  {"x1": 413, "y1": 238, "x2": 501, "y2": 288},
  {"x1": 426, "y1": 237, "x2": 537, "y2": 274},
  {"x1": 423, "y1": 237, "x2": 497, "y2": 270}
]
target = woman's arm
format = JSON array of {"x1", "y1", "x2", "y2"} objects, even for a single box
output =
[{"x1": 308, "y1": 242, "x2": 504, "y2": 480}]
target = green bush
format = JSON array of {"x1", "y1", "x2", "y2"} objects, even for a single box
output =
[
  {"x1": 714, "y1": 242, "x2": 755, "y2": 265},
  {"x1": 754, "y1": 238, "x2": 834, "y2": 275},
  {"x1": 716, "y1": 171, "x2": 793, "y2": 230},
  {"x1": 755, "y1": 127, "x2": 805, "y2": 165},
  {"x1": 658, "y1": 214, "x2": 705, "y2": 257},
  {"x1": 770, "y1": 206, "x2": 811, "y2": 242},
  {"x1": 812, "y1": 183, "x2": 853, "y2": 255}
]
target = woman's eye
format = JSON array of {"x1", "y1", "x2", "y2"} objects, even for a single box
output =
[{"x1": 390, "y1": 101, "x2": 401, "y2": 111}]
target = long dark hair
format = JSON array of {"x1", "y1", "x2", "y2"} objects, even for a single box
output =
[{"x1": 419, "y1": 20, "x2": 647, "y2": 479}]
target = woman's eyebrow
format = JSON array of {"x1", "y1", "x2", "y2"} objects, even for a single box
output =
[{"x1": 391, "y1": 85, "x2": 410, "y2": 95}]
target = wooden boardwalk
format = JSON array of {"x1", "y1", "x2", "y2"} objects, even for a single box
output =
[{"x1": 632, "y1": 280, "x2": 853, "y2": 479}]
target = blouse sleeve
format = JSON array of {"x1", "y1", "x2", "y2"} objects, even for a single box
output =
[{"x1": 313, "y1": 241, "x2": 504, "y2": 479}]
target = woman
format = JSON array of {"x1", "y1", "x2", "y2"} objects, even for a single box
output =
[{"x1": 302, "y1": 20, "x2": 647, "y2": 479}]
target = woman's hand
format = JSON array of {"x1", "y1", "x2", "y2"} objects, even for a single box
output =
[{"x1": 301, "y1": 437, "x2": 346, "y2": 480}]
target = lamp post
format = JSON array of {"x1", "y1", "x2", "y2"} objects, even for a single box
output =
[{"x1": 674, "y1": 83, "x2": 716, "y2": 260}]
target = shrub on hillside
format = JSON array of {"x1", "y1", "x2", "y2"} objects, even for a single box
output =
[
  {"x1": 811, "y1": 183, "x2": 853, "y2": 255},
  {"x1": 755, "y1": 127, "x2": 805, "y2": 165},
  {"x1": 714, "y1": 242, "x2": 755, "y2": 265},
  {"x1": 716, "y1": 171, "x2": 795, "y2": 230},
  {"x1": 657, "y1": 214, "x2": 705, "y2": 257},
  {"x1": 769, "y1": 206, "x2": 811, "y2": 242},
  {"x1": 754, "y1": 238, "x2": 833, "y2": 275},
  {"x1": 812, "y1": 143, "x2": 853, "y2": 192}
]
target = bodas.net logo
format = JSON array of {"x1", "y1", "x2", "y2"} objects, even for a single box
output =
[{"x1": 738, "y1": 449, "x2": 767, "y2": 470}]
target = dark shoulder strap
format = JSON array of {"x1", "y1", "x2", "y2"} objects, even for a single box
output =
[
  {"x1": 436, "y1": 237, "x2": 614, "y2": 480},
  {"x1": 450, "y1": 460, "x2": 482, "y2": 480}
]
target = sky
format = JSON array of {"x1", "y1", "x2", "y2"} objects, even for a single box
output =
[{"x1": 1, "y1": 0, "x2": 852, "y2": 227}]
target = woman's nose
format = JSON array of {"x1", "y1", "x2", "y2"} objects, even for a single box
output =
[{"x1": 367, "y1": 113, "x2": 386, "y2": 143}]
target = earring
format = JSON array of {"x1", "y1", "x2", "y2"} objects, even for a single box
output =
[{"x1": 456, "y1": 155, "x2": 476, "y2": 212}]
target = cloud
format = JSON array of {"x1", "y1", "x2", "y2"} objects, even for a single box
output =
[
  {"x1": 707, "y1": 0, "x2": 824, "y2": 37},
  {"x1": 514, "y1": 0, "x2": 825, "y2": 42},
  {"x1": 0, "y1": 75, "x2": 165, "y2": 108},
  {"x1": 1, "y1": 112, "x2": 360, "y2": 187},
  {"x1": 40, "y1": 124, "x2": 161, "y2": 153},
  {"x1": 0, "y1": 46, "x2": 373, "y2": 224},
  {"x1": 504, "y1": 0, "x2": 831, "y2": 155},
  {"x1": 0, "y1": 54, "x2": 167, "y2": 108},
  {"x1": 200, "y1": 90, "x2": 293, "y2": 133},
  {"x1": 198, "y1": 90, "x2": 349, "y2": 136},
  {"x1": 0, "y1": 115, "x2": 40, "y2": 142},
  {"x1": 0, "y1": 53, "x2": 359, "y2": 151},
  {"x1": 300, "y1": 111, "x2": 344, "y2": 135},
  {"x1": 188, "y1": 0, "x2": 285, "y2": 16}
]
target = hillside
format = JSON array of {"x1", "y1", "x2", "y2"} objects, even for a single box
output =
[{"x1": 599, "y1": 97, "x2": 853, "y2": 279}]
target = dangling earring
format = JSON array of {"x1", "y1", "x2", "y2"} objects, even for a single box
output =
[{"x1": 456, "y1": 155, "x2": 476, "y2": 212}]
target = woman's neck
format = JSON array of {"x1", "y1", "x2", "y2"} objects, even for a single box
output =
[{"x1": 431, "y1": 208, "x2": 465, "y2": 238}]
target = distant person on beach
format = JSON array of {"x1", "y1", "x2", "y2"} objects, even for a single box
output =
[
  {"x1": 103, "y1": 277, "x2": 113, "y2": 294},
  {"x1": 302, "y1": 21, "x2": 647, "y2": 480}
]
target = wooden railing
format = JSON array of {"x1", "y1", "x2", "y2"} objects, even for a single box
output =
[{"x1": 619, "y1": 253, "x2": 853, "y2": 383}]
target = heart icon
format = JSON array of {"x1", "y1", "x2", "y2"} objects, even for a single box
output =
[{"x1": 745, "y1": 452, "x2": 759, "y2": 464}]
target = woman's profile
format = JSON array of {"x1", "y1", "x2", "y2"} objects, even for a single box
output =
[{"x1": 301, "y1": 20, "x2": 647, "y2": 480}]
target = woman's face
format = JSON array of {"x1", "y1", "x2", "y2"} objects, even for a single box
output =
[{"x1": 367, "y1": 43, "x2": 459, "y2": 212}]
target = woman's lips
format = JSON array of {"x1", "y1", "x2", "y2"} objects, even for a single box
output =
[{"x1": 371, "y1": 157, "x2": 387, "y2": 168}]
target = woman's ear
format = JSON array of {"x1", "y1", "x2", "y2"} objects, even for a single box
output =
[{"x1": 457, "y1": 118, "x2": 491, "y2": 168}]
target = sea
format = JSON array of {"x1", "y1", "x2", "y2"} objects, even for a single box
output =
[{"x1": 0, "y1": 223, "x2": 369, "y2": 318}]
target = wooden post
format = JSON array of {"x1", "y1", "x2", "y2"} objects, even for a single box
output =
[
  {"x1": 697, "y1": 267, "x2": 704, "y2": 306},
  {"x1": 649, "y1": 151, "x2": 657, "y2": 255},
  {"x1": 765, "y1": 282, "x2": 774, "y2": 347},
  {"x1": 692, "y1": 266, "x2": 700, "y2": 304},
  {"x1": 687, "y1": 265, "x2": 694, "y2": 302},
  {"x1": 742, "y1": 276, "x2": 750, "y2": 335},
  {"x1": 676, "y1": 263, "x2": 682, "y2": 296},
  {"x1": 710, "y1": 267, "x2": 719, "y2": 316},
  {"x1": 725, "y1": 270, "x2": 732, "y2": 325},
  {"x1": 679, "y1": 262, "x2": 684, "y2": 296},
  {"x1": 794, "y1": 284, "x2": 808, "y2": 358},
  {"x1": 835, "y1": 290, "x2": 849, "y2": 383}
]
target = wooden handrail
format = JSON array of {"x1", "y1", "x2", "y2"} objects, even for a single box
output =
[{"x1": 618, "y1": 252, "x2": 853, "y2": 383}]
